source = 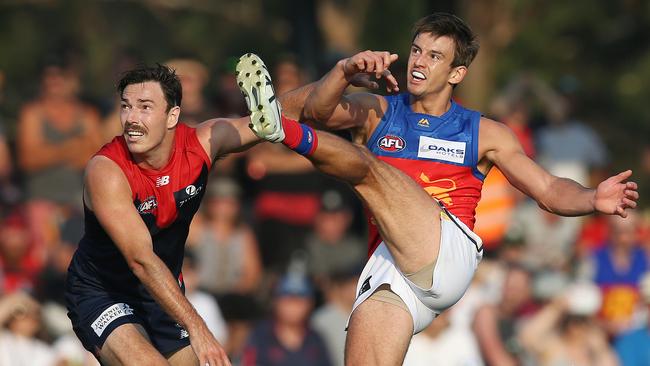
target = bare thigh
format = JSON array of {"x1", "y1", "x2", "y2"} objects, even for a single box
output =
[
  {"x1": 352, "y1": 146, "x2": 442, "y2": 274},
  {"x1": 167, "y1": 344, "x2": 198, "y2": 366},
  {"x1": 310, "y1": 132, "x2": 442, "y2": 274},
  {"x1": 100, "y1": 323, "x2": 169, "y2": 366},
  {"x1": 345, "y1": 298, "x2": 413, "y2": 366}
]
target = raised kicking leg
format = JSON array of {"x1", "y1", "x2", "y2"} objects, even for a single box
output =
[
  {"x1": 237, "y1": 53, "x2": 443, "y2": 274},
  {"x1": 237, "y1": 53, "x2": 446, "y2": 366}
]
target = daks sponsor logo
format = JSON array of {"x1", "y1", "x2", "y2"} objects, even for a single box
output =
[
  {"x1": 91, "y1": 303, "x2": 134, "y2": 336},
  {"x1": 378, "y1": 135, "x2": 406, "y2": 152},
  {"x1": 417, "y1": 136, "x2": 466, "y2": 164},
  {"x1": 138, "y1": 196, "x2": 158, "y2": 214}
]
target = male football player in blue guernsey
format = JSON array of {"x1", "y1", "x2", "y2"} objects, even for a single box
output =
[
  {"x1": 235, "y1": 13, "x2": 639, "y2": 366},
  {"x1": 64, "y1": 64, "x2": 318, "y2": 366}
]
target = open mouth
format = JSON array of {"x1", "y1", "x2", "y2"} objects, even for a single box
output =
[
  {"x1": 411, "y1": 70, "x2": 427, "y2": 81},
  {"x1": 124, "y1": 126, "x2": 146, "y2": 142}
]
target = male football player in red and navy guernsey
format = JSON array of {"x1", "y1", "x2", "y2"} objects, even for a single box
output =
[
  {"x1": 64, "y1": 63, "x2": 314, "y2": 366},
  {"x1": 235, "y1": 13, "x2": 640, "y2": 366}
]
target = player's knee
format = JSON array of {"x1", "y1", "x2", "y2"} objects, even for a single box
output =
[{"x1": 348, "y1": 145, "x2": 383, "y2": 185}]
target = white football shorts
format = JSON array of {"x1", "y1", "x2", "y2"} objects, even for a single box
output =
[{"x1": 349, "y1": 209, "x2": 483, "y2": 334}]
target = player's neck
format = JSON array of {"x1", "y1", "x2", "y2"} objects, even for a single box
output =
[
  {"x1": 409, "y1": 91, "x2": 453, "y2": 117},
  {"x1": 132, "y1": 131, "x2": 176, "y2": 170}
]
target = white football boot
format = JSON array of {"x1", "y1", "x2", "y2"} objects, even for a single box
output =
[{"x1": 236, "y1": 53, "x2": 285, "y2": 143}]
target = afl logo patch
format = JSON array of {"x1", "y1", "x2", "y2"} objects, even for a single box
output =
[
  {"x1": 137, "y1": 196, "x2": 157, "y2": 214},
  {"x1": 378, "y1": 135, "x2": 405, "y2": 152},
  {"x1": 185, "y1": 185, "x2": 197, "y2": 196}
]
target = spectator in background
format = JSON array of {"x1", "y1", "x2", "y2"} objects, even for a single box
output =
[
  {"x1": 35, "y1": 214, "x2": 82, "y2": 307},
  {"x1": 0, "y1": 211, "x2": 40, "y2": 294},
  {"x1": 311, "y1": 265, "x2": 360, "y2": 366},
  {"x1": 0, "y1": 292, "x2": 58, "y2": 365},
  {"x1": 191, "y1": 177, "x2": 262, "y2": 357},
  {"x1": 0, "y1": 69, "x2": 21, "y2": 214},
  {"x1": 246, "y1": 141, "x2": 320, "y2": 274},
  {"x1": 535, "y1": 91, "x2": 609, "y2": 188},
  {"x1": 215, "y1": 57, "x2": 247, "y2": 118},
  {"x1": 506, "y1": 194, "x2": 582, "y2": 272},
  {"x1": 638, "y1": 144, "x2": 650, "y2": 209},
  {"x1": 273, "y1": 56, "x2": 306, "y2": 96},
  {"x1": 582, "y1": 212, "x2": 647, "y2": 335},
  {"x1": 241, "y1": 272, "x2": 331, "y2": 366},
  {"x1": 520, "y1": 282, "x2": 618, "y2": 366},
  {"x1": 182, "y1": 252, "x2": 228, "y2": 344},
  {"x1": 473, "y1": 264, "x2": 534, "y2": 366},
  {"x1": 615, "y1": 271, "x2": 650, "y2": 366},
  {"x1": 193, "y1": 177, "x2": 262, "y2": 297},
  {"x1": 575, "y1": 213, "x2": 611, "y2": 259},
  {"x1": 34, "y1": 215, "x2": 82, "y2": 347},
  {"x1": 474, "y1": 76, "x2": 542, "y2": 252},
  {"x1": 404, "y1": 310, "x2": 484, "y2": 366},
  {"x1": 165, "y1": 58, "x2": 217, "y2": 126},
  {"x1": 16, "y1": 56, "x2": 103, "y2": 254},
  {"x1": 244, "y1": 57, "x2": 325, "y2": 273},
  {"x1": 306, "y1": 190, "x2": 365, "y2": 282}
]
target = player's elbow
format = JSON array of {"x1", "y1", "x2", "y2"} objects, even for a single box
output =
[
  {"x1": 302, "y1": 102, "x2": 329, "y2": 125},
  {"x1": 126, "y1": 250, "x2": 156, "y2": 276},
  {"x1": 536, "y1": 198, "x2": 554, "y2": 214}
]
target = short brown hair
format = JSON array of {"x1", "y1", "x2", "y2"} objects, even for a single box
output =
[
  {"x1": 412, "y1": 13, "x2": 479, "y2": 68},
  {"x1": 118, "y1": 64, "x2": 182, "y2": 112}
]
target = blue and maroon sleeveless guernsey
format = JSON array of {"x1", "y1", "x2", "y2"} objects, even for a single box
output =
[
  {"x1": 365, "y1": 93, "x2": 485, "y2": 254},
  {"x1": 68, "y1": 123, "x2": 211, "y2": 298}
]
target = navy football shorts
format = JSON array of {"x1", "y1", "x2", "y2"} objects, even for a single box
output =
[{"x1": 65, "y1": 276, "x2": 191, "y2": 358}]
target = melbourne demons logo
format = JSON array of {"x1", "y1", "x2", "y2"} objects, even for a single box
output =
[{"x1": 378, "y1": 135, "x2": 405, "y2": 152}]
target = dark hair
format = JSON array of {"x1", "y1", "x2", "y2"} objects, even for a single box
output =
[
  {"x1": 412, "y1": 13, "x2": 479, "y2": 68},
  {"x1": 117, "y1": 64, "x2": 182, "y2": 112}
]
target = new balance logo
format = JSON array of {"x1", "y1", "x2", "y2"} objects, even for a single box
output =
[{"x1": 156, "y1": 176, "x2": 170, "y2": 187}]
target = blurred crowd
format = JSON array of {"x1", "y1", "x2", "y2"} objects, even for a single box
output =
[{"x1": 0, "y1": 52, "x2": 648, "y2": 366}]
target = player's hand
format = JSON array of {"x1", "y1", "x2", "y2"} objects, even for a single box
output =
[
  {"x1": 342, "y1": 51, "x2": 399, "y2": 92},
  {"x1": 593, "y1": 170, "x2": 638, "y2": 217},
  {"x1": 189, "y1": 323, "x2": 231, "y2": 366}
]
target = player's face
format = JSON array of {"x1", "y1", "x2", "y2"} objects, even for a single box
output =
[
  {"x1": 407, "y1": 33, "x2": 466, "y2": 98},
  {"x1": 120, "y1": 81, "x2": 179, "y2": 155}
]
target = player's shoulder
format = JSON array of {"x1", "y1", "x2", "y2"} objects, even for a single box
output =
[
  {"x1": 96, "y1": 136, "x2": 129, "y2": 162},
  {"x1": 86, "y1": 155, "x2": 124, "y2": 180},
  {"x1": 84, "y1": 154, "x2": 130, "y2": 193},
  {"x1": 479, "y1": 116, "x2": 515, "y2": 139}
]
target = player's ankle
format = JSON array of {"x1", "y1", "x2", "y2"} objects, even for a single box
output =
[{"x1": 281, "y1": 115, "x2": 318, "y2": 156}]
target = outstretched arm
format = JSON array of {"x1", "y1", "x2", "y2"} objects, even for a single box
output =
[
  {"x1": 84, "y1": 156, "x2": 230, "y2": 366},
  {"x1": 277, "y1": 82, "x2": 319, "y2": 121},
  {"x1": 482, "y1": 118, "x2": 638, "y2": 217},
  {"x1": 303, "y1": 51, "x2": 399, "y2": 132},
  {"x1": 195, "y1": 80, "x2": 325, "y2": 160}
]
